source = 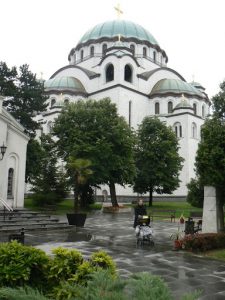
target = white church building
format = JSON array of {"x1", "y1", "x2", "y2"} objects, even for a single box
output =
[
  {"x1": 0, "y1": 96, "x2": 29, "y2": 208},
  {"x1": 35, "y1": 19, "x2": 210, "y2": 199}
]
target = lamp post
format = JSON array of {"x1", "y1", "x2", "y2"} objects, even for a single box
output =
[{"x1": 0, "y1": 143, "x2": 7, "y2": 160}]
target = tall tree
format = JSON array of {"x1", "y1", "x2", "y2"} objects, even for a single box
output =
[
  {"x1": 212, "y1": 80, "x2": 225, "y2": 119},
  {"x1": 53, "y1": 98, "x2": 136, "y2": 207},
  {"x1": 134, "y1": 117, "x2": 183, "y2": 206}
]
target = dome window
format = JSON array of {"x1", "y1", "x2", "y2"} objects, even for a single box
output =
[
  {"x1": 102, "y1": 44, "x2": 107, "y2": 56},
  {"x1": 155, "y1": 102, "x2": 160, "y2": 115},
  {"x1": 193, "y1": 103, "x2": 197, "y2": 115},
  {"x1": 90, "y1": 46, "x2": 94, "y2": 57},
  {"x1": 174, "y1": 122, "x2": 182, "y2": 138},
  {"x1": 106, "y1": 64, "x2": 114, "y2": 82},
  {"x1": 192, "y1": 122, "x2": 197, "y2": 138},
  {"x1": 51, "y1": 98, "x2": 56, "y2": 107},
  {"x1": 143, "y1": 47, "x2": 147, "y2": 57},
  {"x1": 124, "y1": 64, "x2": 132, "y2": 83},
  {"x1": 130, "y1": 44, "x2": 135, "y2": 55},
  {"x1": 202, "y1": 105, "x2": 205, "y2": 118},
  {"x1": 168, "y1": 101, "x2": 173, "y2": 114},
  {"x1": 153, "y1": 51, "x2": 156, "y2": 62},
  {"x1": 80, "y1": 50, "x2": 84, "y2": 61}
]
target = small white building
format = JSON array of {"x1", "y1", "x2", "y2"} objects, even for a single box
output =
[
  {"x1": 35, "y1": 19, "x2": 210, "y2": 199},
  {"x1": 0, "y1": 96, "x2": 29, "y2": 208}
]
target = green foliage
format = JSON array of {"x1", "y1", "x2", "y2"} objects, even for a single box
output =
[
  {"x1": 53, "y1": 98, "x2": 136, "y2": 206},
  {"x1": 181, "y1": 233, "x2": 225, "y2": 252},
  {"x1": 90, "y1": 251, "x2": 117, "y2": 276},
  {"x1": 134, "y1": 117, "x2": 183, "y2": 206},
  {"x1": 0, "y1": 286, "x2": 50, "y2": 300},
  {"x1": 181, "y1": 290, "x2": 202, "y2": 300},
  {"x1": 71, "y1": 261, "x2": 97, "y2": 285},
  {"x1": 0, "y1": 241, "x2": 49, "y2": 289},
  {"x1": 212, "y1": 80, "x2": 225, "y2": 119},
  {"x1": 126, "y1": 272, "x2": 173, "y2": 300},
  {"x1": 186, "y1": 178, "x2": 204, "y2": 208},
  {"x1": 31, "y1": 134, "x2": 69, "y2": 204}
]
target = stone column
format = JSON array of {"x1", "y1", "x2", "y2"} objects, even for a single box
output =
[{"x1": 202, "y1": 186, "x2": 223, "y2": 233}]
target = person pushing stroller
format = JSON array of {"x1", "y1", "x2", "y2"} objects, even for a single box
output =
[{"x1": 133, "y1": 199, "x2": 153, "y2": 245}]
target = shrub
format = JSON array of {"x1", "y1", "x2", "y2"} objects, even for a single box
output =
[
  {"x1": 0, "y1": 286, "x2": 50, "y2": 300},
  {"x1": 31, "y1": 192, "x2": 62, "y2": 206},
  {"x1": 0, "y1": 241, "x2": 49, "y2": 289},
  {"x1": 186, "y1": 178, "x2": 204, "y2": 208},
  {"x1": 71, "y1": 261, "x2": 97, "y2": 285},
  {"x1": 181, "y1": 233, "x2": 225, "y2": 252},
  {"x1": 90, "y1": 251, "x2": 116, "y2": 276},
  {"x1": 48, "y1": 247, "x2": 83, "y2": 284},
  {"x1": 126, "y1": 272, "x2": 173, "y2": 300}
]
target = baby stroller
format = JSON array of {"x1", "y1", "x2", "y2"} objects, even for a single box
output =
[{"x1": 135, "y1": 215, "x2": 154, "y2": 246}]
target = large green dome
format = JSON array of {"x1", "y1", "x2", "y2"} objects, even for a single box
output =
[
  {"x1": 77, "y1": 20, "x2": 159, "y2": 46},
  {"x1": 44, "y1": 76, "x2": 86, "y2": 93},
  {"x1": 150, "y1": 79, "x2": 202, "y2": 97}
]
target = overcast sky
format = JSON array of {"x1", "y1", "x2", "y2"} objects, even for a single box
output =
[{"x1": 1, "y1": 0, "x2": 224, "y2": 98}]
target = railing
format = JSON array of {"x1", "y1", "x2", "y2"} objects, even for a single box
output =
[{"x1": 0, "y1": 197, "x2": 13, "y2": 222}]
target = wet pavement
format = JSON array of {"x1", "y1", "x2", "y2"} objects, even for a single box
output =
[{"x1": 6, "y1": 211, "x2": 225, "y2": 300}]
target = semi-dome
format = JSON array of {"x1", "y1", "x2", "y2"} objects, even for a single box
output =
[
  {"x1": 44, "y1": 76, "x2": 86, "y2": 93},
  {"x1": 150, "y1": 79, "x2": 202, "y2": 98},
  {"x1": 173, "y1": 96, "x2": 193, "y2": 111},
  {"x1": 77, "y1": 20, "x2": 159, "y2": 46}
]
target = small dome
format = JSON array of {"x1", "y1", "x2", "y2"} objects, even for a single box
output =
[
  {"x1": 190, "y1": 81, "x2": 205, "y2": 91},
  {"x1": 150, "y1": 78, "x2": 202, "y2": 98},
  {"x1": 78, "y1": 20, "x2": 159, "y2": 46},
  {"x1": 45, "y1": 76, "x2": 86, "y2": 93},
  {"x1": 173, "y1": 96, "x2": 193, "y2": 111}
]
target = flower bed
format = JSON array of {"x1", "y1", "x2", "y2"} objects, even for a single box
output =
[{"x1": 181, "y1": 233, "x2": 225, "y2": 252}]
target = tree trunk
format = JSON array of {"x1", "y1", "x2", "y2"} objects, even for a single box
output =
[
  {"x1": 148, "y1": 188, "x2": 153, "y2": 207},
  {"x1": 109, "y1": 182, "x2": 119, "y2": 207}
]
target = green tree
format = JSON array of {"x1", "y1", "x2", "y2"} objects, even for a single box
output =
[
  {"x1": 0, "y1": 61, "x2": 17, "y2": 97},
  {"x1": 212, "y1": 80, "x2": 225, "y2": 119},
  {"x1": 31, "y1": 134, "x2": 68, "y2": 205},
  {"x1": 134, "y1": 117, "x2": 183, "y2": 206},
  {"x1": 186, "y1": 178, "x2": 204, "y2": 208},
  {"x1": 53, "y1": 98, "x2": 136, "y2": 207}
]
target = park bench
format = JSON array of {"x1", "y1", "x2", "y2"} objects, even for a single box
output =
[{"x1": 150, "y1": 209, "x2": 176, "y2": 222}]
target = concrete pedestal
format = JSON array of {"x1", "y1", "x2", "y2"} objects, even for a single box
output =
[{"x1": 202, "y1": 186, "x2": 223, "y2": 233}]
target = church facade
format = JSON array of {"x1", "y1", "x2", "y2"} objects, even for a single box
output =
[
  {"x1": 35, "y1": 20, "x2": 210, "y2": 198},
  {"x1": 0, "y1": 96, "x2": 29, "y2": 208}
]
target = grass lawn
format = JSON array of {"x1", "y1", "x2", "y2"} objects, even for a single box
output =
[{"x1": 204, "y1": 249, "x2": 225, "y2": 262}]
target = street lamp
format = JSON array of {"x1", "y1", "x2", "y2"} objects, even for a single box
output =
[{"x1": 0, "y1": 143, "x2": 7, "y2": 160}]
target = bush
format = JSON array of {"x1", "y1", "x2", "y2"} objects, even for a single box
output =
[
  {"x1": 181, "y1": 233, "x2": 225, "y2": 251},
  {"x1": 186, "y1": 178, "x2": 204, "y2": 208},
  {"x1": 31, "y1": 192, "x2": 64, "y2": 206},
  {"x1": 0, "y1": 286, "x2": 49, "y2": 300},
  {"x1": 0, "y1": 241, "x2": 49, "y2": 289},
  {"x1": 48, "y1": 247, "x2": 83, "y2": 284},
  {"x1": 90, "y1": 251, "x2": 117, "y2": 276}
]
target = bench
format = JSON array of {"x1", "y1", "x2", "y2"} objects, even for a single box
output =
[
  {"x1": 189, "y1": 211, "x2": 203, "y2": 219},
  {"x1": 150, "y1": 210, "x2": 176, "y2": 222}
]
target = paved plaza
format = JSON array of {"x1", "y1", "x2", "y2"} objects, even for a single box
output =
[{"x1": 9, "y1": 210, "x2": 225, "y2": 300}]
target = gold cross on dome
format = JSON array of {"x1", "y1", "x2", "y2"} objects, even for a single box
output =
[{"x1": 114, "y1": 3, "x2": 123, "y2": 19}]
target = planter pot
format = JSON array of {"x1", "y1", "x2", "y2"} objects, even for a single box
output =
[{"x1": 67, "y1": 213, "x2": 87, "y2": 227}]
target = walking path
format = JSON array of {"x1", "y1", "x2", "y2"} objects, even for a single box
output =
[{"x1": 16, "y1": 211, "x2": 225, "y2": 300}]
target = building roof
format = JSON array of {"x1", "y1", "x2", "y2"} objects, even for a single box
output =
[
  {"x1": 77, "y1": 19, "x2": 159, "y2": 46},
  {"x1": 150, "y1": 78, "x2": 203, "y2": 98},
  {"x1": 44, "y1": 76, "x2": 86, "y2": 93}
]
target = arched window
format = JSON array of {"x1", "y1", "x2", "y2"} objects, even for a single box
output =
[
  {"x1": 51, "y1": 98, "x2": 56, "y2": 107},
  {"x1": 80, "y1": 50, "x2": 84, "y2": 61},
  {"x1": 193, "y1": 103, "x2": 197, "y2": 115},
  {"x1": 192, "y1": 122, "x2": 197, "y2": 138},
  {"x1": 7, "y1": 168, "x2": 14, "y2": 198},
  {"x1": 155, "y1": 102, "x2": 160, "y2": 114},
  {"x1": 106, "y1": 64, "x2": 114, "y2": 82},
  {"x1": 168, "y1": 101, "x2": 173, "y2": 113},
  {"x1": 143, "y1": 47, "x2": 147, "y2": 57},
  {"x1": 64, "y1": 99, "x2": 69, "y2": 105},
  {"x1": 90, "y1": 46, "x2": 94, "y2": 57},
  {"x1": 130, "y1": 44, "x2": 135, "y2": 55},
  {"x1": 202, "y1": 105, "x2": 205, "y2": 118},
  {"x1": 174, "y1": 122, "x2": 182, "y2": 138},
  {"x1": 102, "y1": 44, "x2": 107, "y2": 55},
  {"x1": 153, "y1": 51, "x2": 156, "y2": 62},
  {"x1": 47, "y1": 121, "x2": 53, "y2": 134},
  {"x1": 124, "y1": 64, "x2": 132, "y2": 83}
]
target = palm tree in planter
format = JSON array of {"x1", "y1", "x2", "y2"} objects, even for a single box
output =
[{"x1": 67, "y1": 157, "x2": 93, "y2": 226}]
